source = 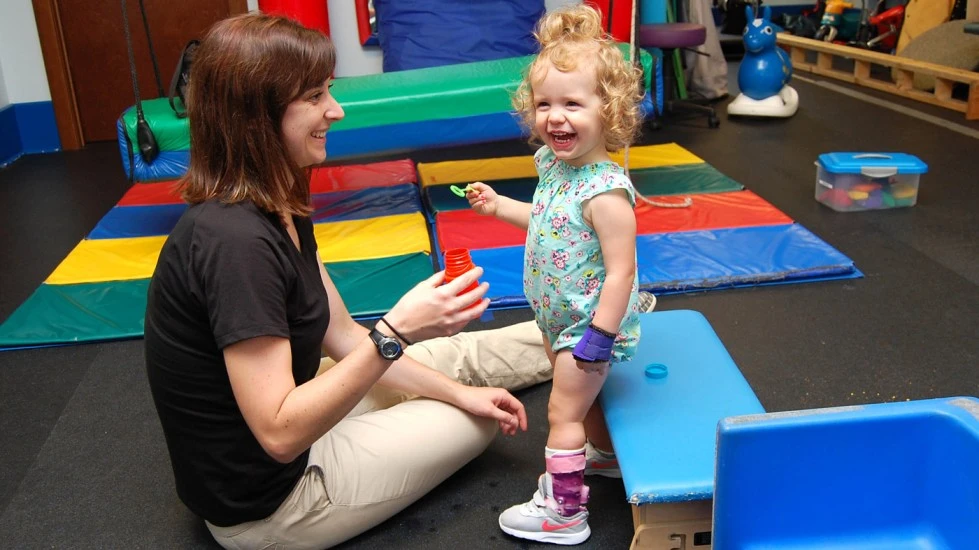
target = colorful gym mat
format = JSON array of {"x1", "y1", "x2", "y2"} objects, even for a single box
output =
[
  {"x1": 422, "y1": 143, "x2": 861, "y2": 308},
  {"x1": 2, "y1": 143, "x2": 859, "y2": 349},
  {"x1": 0, "y1": 160, "x2": 433, "y2": 349}
]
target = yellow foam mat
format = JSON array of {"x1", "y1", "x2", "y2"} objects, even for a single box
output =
[
  {"x1": 416, "y1": 143, "x2": 705, "y2": 186},
  {"x1": 46, "y1": 213, "x2": 430, "y2": 285},
  {"x1": 47, "y1": 236, "x2": 167, "y2": 285},
  {"x1": 313, "y1": 212, "x2": 431, "y2": 262}
]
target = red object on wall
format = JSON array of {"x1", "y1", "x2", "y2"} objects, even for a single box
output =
[
  {"x1": 584, "y1": 0, "x2": 634, "y2": 43},
  {"x1": 355, "y1": 0, "x2": 373, "y2": 45},
  {"x1": 585, "y1": 0, "x2": 612, "y2": 32},
  {"x1": 258, "y1": 0, "x2": 330, "y2": 35}
]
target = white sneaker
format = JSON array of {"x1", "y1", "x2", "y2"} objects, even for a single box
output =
[
  {"x1": 584, "y1": 440, "x2": 621, "y2": 478},
  {"x1": 638, "y1": 291, "x2": 657, "y2": 313},
  {"x1": 498, "y1": 474, "x2": 591, "y2": 545}
]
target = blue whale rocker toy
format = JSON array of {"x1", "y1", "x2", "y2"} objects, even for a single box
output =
[{"x1": 728, "y1": 5, "x2": 799, "y2": 117}]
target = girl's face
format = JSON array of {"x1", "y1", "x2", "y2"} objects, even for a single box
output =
[
  {"x1": 532, "y1": 60, "x2": 608, "y2": 167},
  {"x1": 281, "y1": 78, "x2": 344, "y2": 168}
]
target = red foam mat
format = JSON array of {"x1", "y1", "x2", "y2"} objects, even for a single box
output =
[
  {"x1": 437, "y1": 190, "x2": 794, "y2": 252},
  {"x1": 116, "y1": 159, "x2": 418, "y2": 206}
]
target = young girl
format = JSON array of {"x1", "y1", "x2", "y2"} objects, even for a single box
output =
[{"x1": 466, "y1": 4, "x2": 644, "y2": 545}]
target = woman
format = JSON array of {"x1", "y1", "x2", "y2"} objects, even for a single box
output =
[{"x1": 143, "y1": 13, "x2": 550, "y2": 549}]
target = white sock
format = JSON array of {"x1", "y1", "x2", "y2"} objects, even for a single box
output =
[{"x1": 545, "y1": 446, "x2": 586, "y2": 458}]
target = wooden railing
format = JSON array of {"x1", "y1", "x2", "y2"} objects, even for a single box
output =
[{"x1": 777, "y1": 33, "x2": 979, "y2": 120}]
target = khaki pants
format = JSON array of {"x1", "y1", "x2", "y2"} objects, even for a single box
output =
[{"x1": 206, "y1": 321, "x2": 550, "y2": 550}]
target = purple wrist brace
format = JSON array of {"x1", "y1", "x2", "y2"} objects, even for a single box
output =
[{"x1": 572, "y1": 324, "x2": 615, "y2": 363}]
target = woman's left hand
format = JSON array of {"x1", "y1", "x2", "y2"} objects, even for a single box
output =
[{"x1": 453, "y1": 386, "x2": 528, "y2": 436}]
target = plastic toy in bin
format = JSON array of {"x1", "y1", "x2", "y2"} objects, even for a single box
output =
[
  {"x1": 815, "y1": 152, "x2": 928, "y2": 212},
  {"x1": 443, "y1": 248, "x2": 481, "y2": 309}
]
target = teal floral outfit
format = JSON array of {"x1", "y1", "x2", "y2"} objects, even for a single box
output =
[{"x1": 523, "y1": 146, "x2": 641, "y2": 362}]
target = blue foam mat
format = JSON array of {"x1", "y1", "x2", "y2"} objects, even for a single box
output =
[
  {"x1": 88, "y1": 203, "x2": 187, "y2": 240},
  {"x1": 636, "y1": 223, "x2": 858, "y2": 291},
  {"x1": 464, "y1": 223, "x2": 861, "y2": 307},
  {"x1": 327, "y1": 92, "x2": 653, "y2": 159},
  {"x1": 309, "y1": 184, "x2": 424, "y2": 222},
  {"x1": 87, "y1": 185, "x2": 424, "y2": 240},
  {"x1": 327, "y1": 111, "x2": 525, "y2": 159}
]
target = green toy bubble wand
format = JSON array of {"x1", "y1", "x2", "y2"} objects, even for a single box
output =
[{"x1": 449, "y1": 184, "x2": 474, "y2": 198}]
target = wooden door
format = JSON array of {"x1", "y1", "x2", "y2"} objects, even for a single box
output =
[{"x1": 55, "y1": 0, "x2": 246, "y2": 143}]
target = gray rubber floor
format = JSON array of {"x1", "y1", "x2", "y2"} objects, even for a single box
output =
[{"x1": 1, "y1": 65, "x2": 977, "y2": 549}]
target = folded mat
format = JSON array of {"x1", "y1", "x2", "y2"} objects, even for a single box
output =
[
  {"x1": 0, "y1": 161, "x2": 433, "y2": 349},
  {"x1": 424, "y1": 143, "x2": 860, "y2": 308}
]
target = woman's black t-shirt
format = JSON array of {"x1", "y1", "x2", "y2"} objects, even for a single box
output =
[{"x1": 144, "y1": 199, "x2": 330, "y2": 527}]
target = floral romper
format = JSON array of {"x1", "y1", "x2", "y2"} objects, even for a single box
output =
[{"x1": 523, "y1": 146, "x2": 641, "y2": 362}]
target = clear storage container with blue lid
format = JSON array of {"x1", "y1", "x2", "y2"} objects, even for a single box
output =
[{"x1": 815, "y1": 152, "x2": 928, "y2": 212}]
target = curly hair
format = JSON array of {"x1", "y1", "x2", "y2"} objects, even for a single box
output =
[{"x1": 512, "y1": 4, "x2": 643, "y2": 152}]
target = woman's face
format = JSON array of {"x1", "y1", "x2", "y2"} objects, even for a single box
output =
[{"x1": 281, "y1": 78, "x2": 344, "y2": 168}]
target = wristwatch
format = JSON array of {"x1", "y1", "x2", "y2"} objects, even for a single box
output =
[{"x1": 369, "y1": 326, "x2": 404, "y2": 360}]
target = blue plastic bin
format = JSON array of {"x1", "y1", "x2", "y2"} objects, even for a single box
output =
[
  {"x1": 713, "y1": 397, "x2": 979, "y2": 549},
  {"x1": 815, "y1": 152, "x2": 928, "y2": 212}
]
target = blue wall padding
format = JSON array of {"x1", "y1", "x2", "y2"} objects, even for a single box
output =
[
  {"x1": 14, "y1": 101, "x2": 61, "y2": 154},
  {"x1": 600, "y1": 310, "x2": 765, "y2": 505},
  {"x1": 374, "y1": 0, "x2": 544, "y2": 72},
  {"x1": 326, "y1": 111, "x2": 525, "y2": 159},
  {"x1": 310, "y1": 184, "x2": 423, "y2": 223},
  {"x1": 460, "y1": 223, "x2": 859, "y2": 308},
  {"x1": 0, "y1": 105, "x2": 21, "y2": 167},
  {"x1": 88, "y1": 204, "x2": 188, "y2": 239}
]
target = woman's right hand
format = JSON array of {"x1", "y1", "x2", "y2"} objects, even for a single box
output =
[
  {"x1": 467, "y1": 182, "x2": 499, "y2": 217},
  {"x1": 382, "y1": 267, "x2": 489, "y2": 343}
]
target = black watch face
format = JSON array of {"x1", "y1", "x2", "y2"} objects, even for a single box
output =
[{"x1": 380, "y1": 339, "x2": 401, "y2": 358}]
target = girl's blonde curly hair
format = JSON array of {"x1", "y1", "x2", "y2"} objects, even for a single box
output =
[{"x1": 512, "y1": 4, "x2": 644, "y2": 152}]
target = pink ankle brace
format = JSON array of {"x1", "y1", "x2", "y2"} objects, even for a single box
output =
[{"x1": 545, "y1": 449, "x2": 589, "y2": 516}]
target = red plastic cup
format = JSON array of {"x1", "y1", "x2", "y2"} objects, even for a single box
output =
[{"x1": 443, "y1": 248, "x2": 480, "y2": 309}]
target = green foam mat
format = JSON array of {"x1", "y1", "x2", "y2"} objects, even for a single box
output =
[
  {"x1": 0, "y1": 280, "x2": 150, "y2": 347},
  {"x1": 0, "y1": 253, "x2": 434, "y2": 349},
  {"x1": 424, "y1": 162, "x2": 744, "y2": 213},
  {"x1": 326, "y1": 252, "x2": 435, "y2": 318}
]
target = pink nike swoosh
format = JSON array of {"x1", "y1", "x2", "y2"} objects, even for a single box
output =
[{"x1": 541, "y1": 518, "x2": 584, "y2": 532}]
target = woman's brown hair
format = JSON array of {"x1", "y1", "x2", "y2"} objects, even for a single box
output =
[{"x1": 180, "y1": 13, "x2": 336, "y2": 216}]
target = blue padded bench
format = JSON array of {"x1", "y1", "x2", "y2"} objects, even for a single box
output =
[{"x1": 600, "y1": 310, "x2": 765, "y2": 549}]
